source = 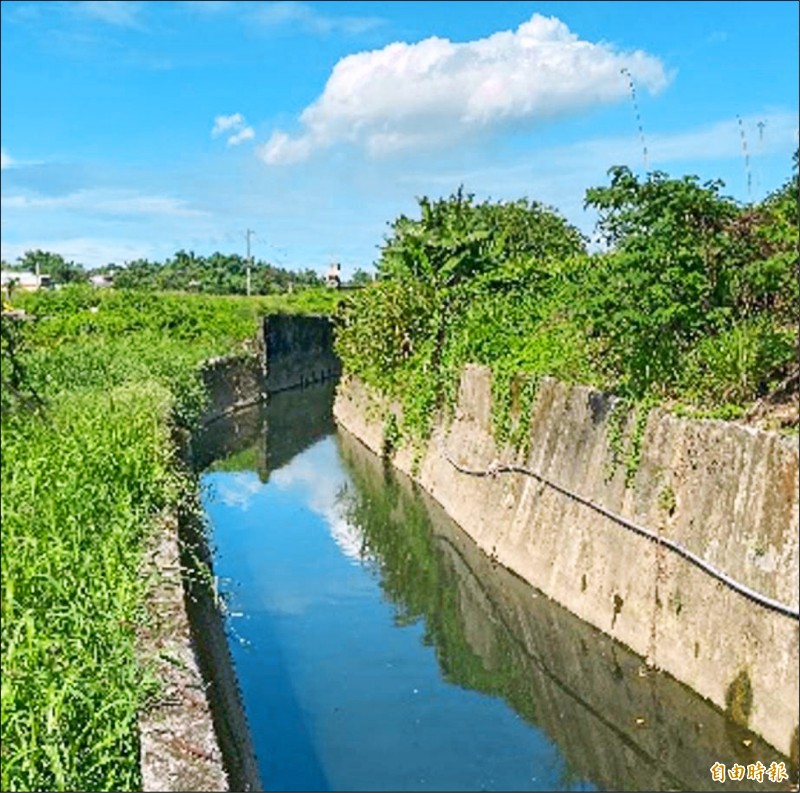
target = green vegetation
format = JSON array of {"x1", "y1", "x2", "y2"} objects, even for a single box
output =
[
  {"x1": 0, "y1": 285, "x2": 335, "y2": 791},
  {"x1": 2, "y1": 248, "x2": 329, "y2": 294},
  {"x1": 108, "y1": 250, "x2": 323, "y2": 294},
  {"x1": 335, "y1": 159, "x2": 799, "y2": 452}
]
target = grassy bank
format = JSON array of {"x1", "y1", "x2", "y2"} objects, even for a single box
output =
[{"x1": 0, "y1": 286, "x2": 338, "y2": 791}]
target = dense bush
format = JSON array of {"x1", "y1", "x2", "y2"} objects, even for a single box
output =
[
  {"x1": 335, "y1": 190, "x2": 591, "y2": 442},
  {"x1": 335, "y1": 160, "x2": 798, "y2": 449}
]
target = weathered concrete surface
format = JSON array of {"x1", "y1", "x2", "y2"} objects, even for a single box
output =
[
  {"x1": 262, "y1": 314, "x2": 340, "y2": 393},
  {"x1": 139, "y1": 355, "x2": 265, "y2": 792},
  {"x1": 333, "y1": 366, "x2": 800, "y2": 758},
  {"x1": 138, "y1": 514, "x2": 229, "y2": 792},
  {"x1": 338, "y1": 427, "x2": 793, "y2": 791},
  {"x1": 200, "y1": 315, "x2": 341, "y2": 422},
  {"x1": 200, "y1": 353, "x2": 265, "y2": 424}
]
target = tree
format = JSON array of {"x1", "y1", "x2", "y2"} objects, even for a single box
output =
[
  {"x1": 16, "y1": 250, "x2": 87, "y2": 285},
  {"x1": 349, "y1": 268, "x2": 373, "y2": 287},
  {"x1": 377, "y1": 188, "x2": 585, "y2": 290},
  {"x1": 337, "y1": 189, "x2": 588, "y2": 418},
  {"x1": 581, "y1": 163, "x2": 798, "y2": 395}
]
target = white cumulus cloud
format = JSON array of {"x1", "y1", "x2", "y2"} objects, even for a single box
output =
[
  {"x1": 227, "y1": 126, "x2": 255, "y2": 146},
  {"x1": 212, "y1": 113, "x2": 255, "y2": 146},
  {"x1": 259, "y1": 13, "x2": 670, "y2": 165},
  {"x1": 0, "y1": 148, "x2": 12, "y2": 170},
  {"x1": 212, "y1": 112, "x2": 246, "y2": 136}
]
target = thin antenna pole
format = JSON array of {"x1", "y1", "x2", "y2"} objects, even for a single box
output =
[
  {"x1": 756, "y1": 120, "x2": 766, "y2": 201},
  {"x1": 245, "y1": 228, "x2": 254, "y2": 297},
  {"x1": 621, "y1": 67, "x2": 648, "y2": 173},
  {"x1": 737, "y1": 116, "x2": 752, "y2": 204}
]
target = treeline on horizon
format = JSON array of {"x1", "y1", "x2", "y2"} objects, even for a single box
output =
[{"x1": 1, "y1": 249, "x2": 374, "y2": 294}]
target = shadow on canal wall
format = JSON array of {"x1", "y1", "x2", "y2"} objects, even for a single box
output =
[
  {"x1": 262, "y1": 313, "x2": 341, "y2": 394},
  {"x1": 334, "y1": 366, "x2": 800, "y2": 761},
  {"x1": 198, "y1": 314, "x2": 340, "y2": 424},
  {"x1": 336, "y1": 426, "x2": 793, "y2": 790}
]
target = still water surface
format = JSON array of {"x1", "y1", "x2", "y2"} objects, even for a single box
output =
[{"x1": 195, "y1": 384, "x2": 788, "y2": 792}]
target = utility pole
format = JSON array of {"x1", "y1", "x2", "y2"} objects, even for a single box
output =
[{"x1": 245, "y1": 228, "x2": 255, "y2": 297}]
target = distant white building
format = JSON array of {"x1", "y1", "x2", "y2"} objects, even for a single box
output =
[
  {"x1": 89, "y1": 273, "x2": 114, "y2": 288},
  {"x1": 1, "y1": 271, "x2": 52, "y2": 292},
  {"x1": 326, "y1": 262, "x2": 341, "y2": 289}
]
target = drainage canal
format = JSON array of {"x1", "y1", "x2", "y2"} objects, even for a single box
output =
[{"x1": 192, "y1": 383, "x2": 790, "y2": 792}]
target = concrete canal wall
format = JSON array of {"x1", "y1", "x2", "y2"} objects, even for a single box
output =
[
  {"x1": 199, "y1": 313, "x2": 340, "y2": 424},
  {"x1": 199, "y1": 353, "x2": 265, "y2": 423},
  {"x1": 261, "y1": 313, "x2": 341, "y2": 393},
  {"x1": 333, "y1": 365, "x2": 800, "y2": 759},
  {"x1": 141, "y1": 404, "x2": 263, "y2": 791},
  {"x1": 337, "y1": 428, "x2": 792, "y2": 791}
]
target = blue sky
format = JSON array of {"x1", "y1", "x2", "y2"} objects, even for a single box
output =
[{"x1": 1, "y1": 1, "x2": 798, "y2": 277}]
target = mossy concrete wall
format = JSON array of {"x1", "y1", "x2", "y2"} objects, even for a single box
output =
[
  {"x1": 262, "y1": 314, "x2": 340, "y2": 393},
  {"x1": 199, "y1": 354, "x2": 264, "y2": 424},
  {"x1": 333, "y1": 365, "x2": 799, "y2": 758}
]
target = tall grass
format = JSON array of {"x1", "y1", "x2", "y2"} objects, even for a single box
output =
[
  {"x1": 1, "y1": 286, "x2": 335, "y2": 790},
  {"x1": 2, "y1": 385, "x2": 176, "y2": 790}
]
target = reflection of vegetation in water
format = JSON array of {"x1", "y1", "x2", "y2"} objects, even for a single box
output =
[
  {"x1": 336, "y1": 435, "x2": 581, "y2": 785},
  {"x1": 194, "y1": 404, "x2": 267, "y2": 476},
  {"x1": 334, "y1": 429, "x2": 792, "y2": 792},
  {"x1": 207, "y1": 444, "x2": 262, "y2": 476}
]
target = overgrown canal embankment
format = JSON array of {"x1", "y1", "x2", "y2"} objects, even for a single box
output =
[{"x1": 334, "y1": 365, "x2": 800, "y2": 759}]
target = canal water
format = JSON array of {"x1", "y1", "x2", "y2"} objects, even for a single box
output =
[{"x1": 193, "y1": 383, "x2": 790, "y2": 792}]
